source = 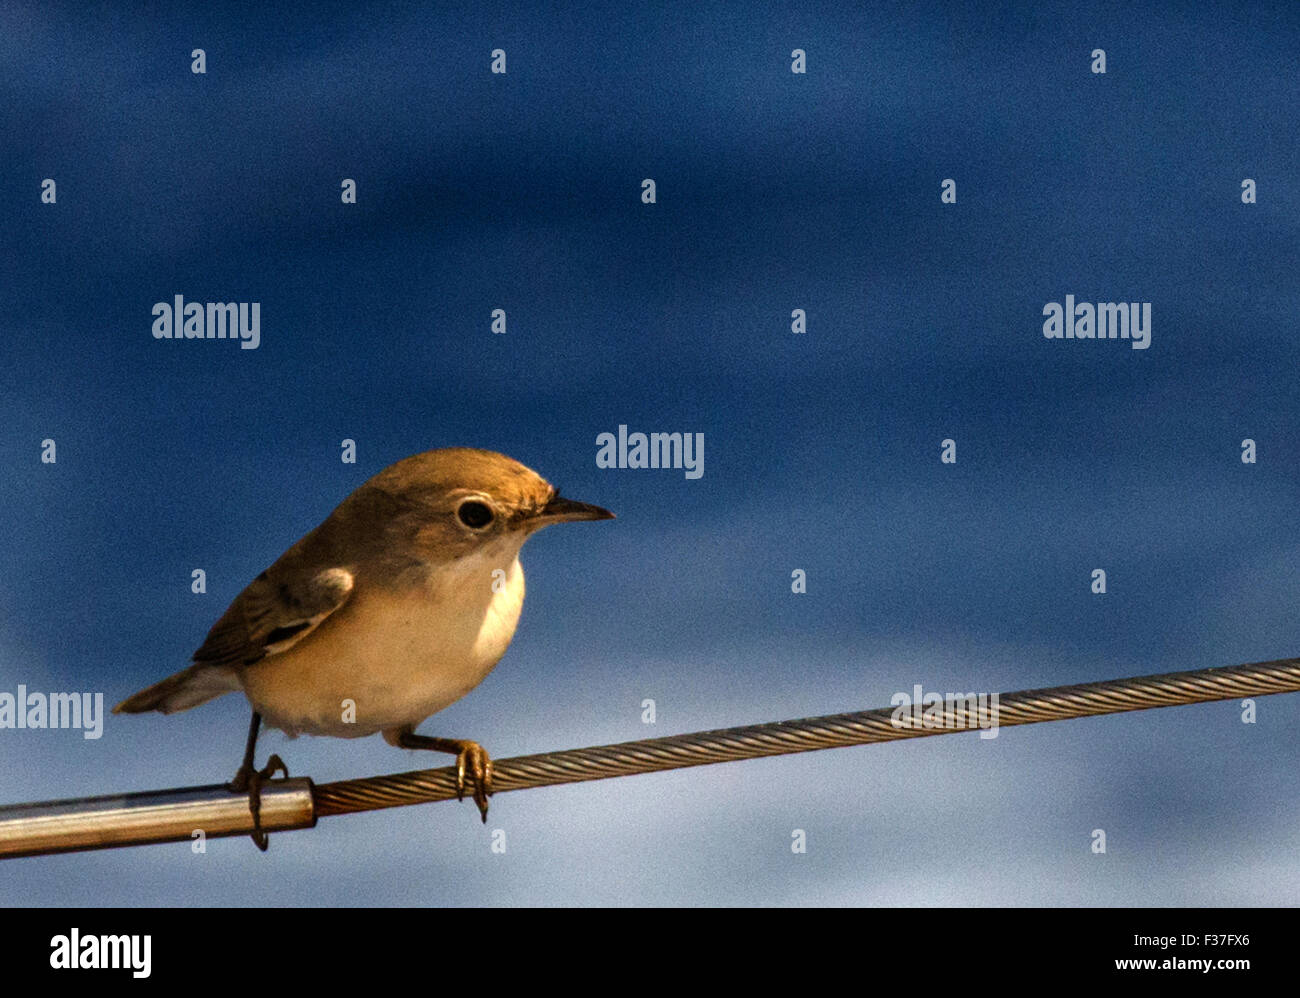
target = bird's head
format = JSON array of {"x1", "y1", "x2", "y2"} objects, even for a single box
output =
[{"x1": 352, "y1": 447, "x2": 614, "y2": 565}]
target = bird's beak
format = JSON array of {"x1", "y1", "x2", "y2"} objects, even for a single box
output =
[{"x1": 531, "y1": 495, "x2": 616, "y2": 526}]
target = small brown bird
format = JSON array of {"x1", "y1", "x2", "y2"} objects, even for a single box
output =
[{"x1": 115, "y1": 448, "x2": 613, "y2": 847}]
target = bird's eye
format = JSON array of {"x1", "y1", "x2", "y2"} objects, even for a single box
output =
[{"x1": 457, "y1": 500, "x2": 494, "y2": 529}]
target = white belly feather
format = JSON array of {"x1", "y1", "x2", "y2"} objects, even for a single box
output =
[{"x1": 241, "y1": 550, "x2": 526, "y2": 738}]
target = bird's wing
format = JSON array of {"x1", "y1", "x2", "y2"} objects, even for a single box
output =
[{"x1": 192, "y1": 566, "x2": 355, "y2": 668}]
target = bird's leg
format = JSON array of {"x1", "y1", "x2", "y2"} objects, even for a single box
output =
[
  {"x1": 228, "y1": 710, "x2": 288, "y2": 851},
  {"x1": 229, "y1": 709, "x2": 263, "y2": 790},
  {"x1": 394, "y1": 728, "x2": 493, "y2": 822}
]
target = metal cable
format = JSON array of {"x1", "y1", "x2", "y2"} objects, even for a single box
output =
[
  {"x1": 312, "y1": 656, "x2": 1300, "y2": 817},
  {"x1": 3, "y1": 656, "x2": 1297, "y2": 858}
]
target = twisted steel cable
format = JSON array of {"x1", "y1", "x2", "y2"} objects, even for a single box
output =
[
  {"x1": 4, "y1": 656, "x2": 1299, "y2": 858},
  {"x1": 312, "y1": 656, "x2": 1300, "y2": 817}
]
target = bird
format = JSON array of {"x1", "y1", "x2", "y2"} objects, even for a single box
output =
[{"x1": 114, "y1": 447, "x2": 614, "y2": 848}]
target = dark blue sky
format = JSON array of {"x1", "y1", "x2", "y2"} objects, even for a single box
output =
[{"x1": 3, "y1": 1, "x2": 1299, "y2": 905}]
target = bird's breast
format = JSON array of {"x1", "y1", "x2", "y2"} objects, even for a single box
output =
[{"x1": 241, "y1": 553, "x2": 526, "y2": 738}]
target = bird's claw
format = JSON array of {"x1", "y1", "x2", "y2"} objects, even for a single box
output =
[
  {"x1": 230, "y1": 754, "x2": 289, "y2": 851},
  {"x1": 392, "y1": 729, "x2": 494, "y2": 822},
  {"x1": 454, "y1": 742, "x2": 493, "y2": 822}
]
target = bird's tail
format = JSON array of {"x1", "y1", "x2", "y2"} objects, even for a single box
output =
[{"x1": 113, "y1": 664, "x2": 240, "y2": 715}]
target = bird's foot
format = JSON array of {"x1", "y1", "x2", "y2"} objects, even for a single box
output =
[
  {"x1": 229, "y1": 754, "x2": 289, "y2": 851},
  {"x1": 392, "y1": 730, "x2": 493, "y2": 821},
  {"x1": 451, "y1": 740, "x2": 493, "y2": 822}
]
